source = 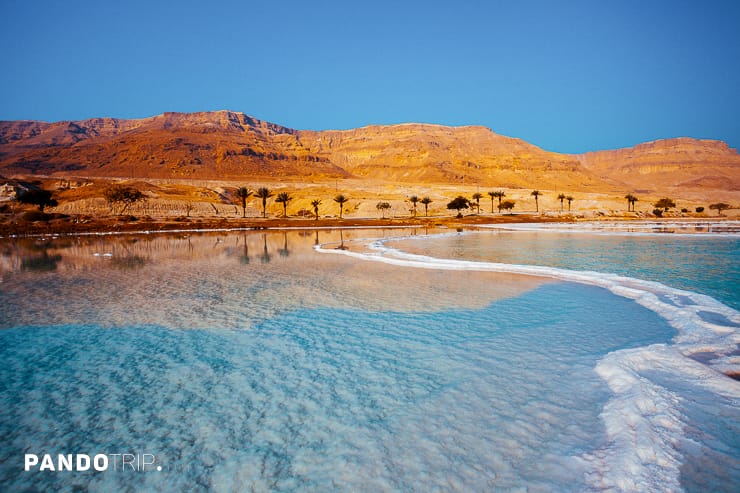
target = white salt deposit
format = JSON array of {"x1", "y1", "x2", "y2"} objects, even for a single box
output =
[{"x1": 317, "y1": 227, "x2": 740, "y2": 492}]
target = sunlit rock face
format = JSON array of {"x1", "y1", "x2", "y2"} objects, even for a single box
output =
[
  {"x1": 576, "y1": 137, "x2": 740, "y2": 192},
  {"x1": 1, "y1": 111, "x2": 738, "y2": 194}
]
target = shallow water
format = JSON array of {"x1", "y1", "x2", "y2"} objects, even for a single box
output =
[
  {"x1": 0, "y1": 226, "x2": 738, "y2": 491},
  {"x1": 392, "y1": 226, "x2": 740, "y2": 309}
]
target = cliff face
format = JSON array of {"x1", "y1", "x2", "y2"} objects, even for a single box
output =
[
  {"x1": 298, "y1": 124, "x2": 604, "y2": 189},
  {"x1": 0, "y1": 111, "x2": 347, "y2": 180},
  {"x1": 0, "y1": 111, "x2": 738, "y2": 194},
  {"x1": 576, "y1": 138, "x2": 740, "y2": 192}
]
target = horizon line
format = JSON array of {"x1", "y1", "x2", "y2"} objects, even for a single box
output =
[{"x1": 0, "y1": 109, "x2": 733, "y2": 156}]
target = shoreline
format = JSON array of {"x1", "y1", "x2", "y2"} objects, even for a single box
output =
[
  {"x1": 2, "y1": 212, "x2": 730, "y2": 239},
  {"x1": 0, "y1": 213, "x2": 569, "y2": 238},
  {"x1": 318, "y1": 227, "x2": 740, "y2": 382}
]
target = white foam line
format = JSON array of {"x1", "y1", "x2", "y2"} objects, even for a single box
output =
[
  {"x1": 318, "y1": 238, "x2": 740, "y2": 355},
  {"x1": 317, "y1": 233, "x2": 740, "y2": 493}
]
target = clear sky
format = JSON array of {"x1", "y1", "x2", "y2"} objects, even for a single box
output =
[{"x1": 1, "y1": 0, "x2": 738, "y2": 153}]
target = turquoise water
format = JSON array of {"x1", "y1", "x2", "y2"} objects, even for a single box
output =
[
  {"x1": 392, "y1": 228, "x2": 740, "y2": 309},
  {"x1": 0, "y1": 227, "x2": 738, "y2": 491},
  {"x1": 0, "y1": 285, "x2": 674, "y2": 491}
]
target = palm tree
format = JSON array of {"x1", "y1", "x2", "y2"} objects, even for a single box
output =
[
  {"x1": 275, "y1": 192, "x2": 292, "y2": 217},
  {"x1": 566, "y1": 195, "x2": 574, "y2": 211},
  {"x1": 334, "y1": 194, "x2": 349, "y2": 219},
  {"x1": 255, "y1": 187, "x2": 273, "y2": 218},
  {"x1": 311, "y1": 199, "x2": 321, "y2": 220},
  {"x1": 488, "y1": 190, "x2": 505, "y2": 213},
  {"x1": 625, "y1": 194, "x2": 638, "y2": 212},
  {"x1": 235, "y1": 187, "x2": 252, "y2": 218},
  {"x1": 408, "y1": 195, "x2": 420, "y2": 217},
  {"x1": 420, "y1": 197, "x2": 432, "y2": 217},
  {"x1": 531, "y1": 190, "x2": 541, "y2": 213},
  {"x1": 472, "y1": 192, "x2": 483, "y2": 214},
  {"x1": 557, "y1": 193, "x2": 566, "y2": 212},
  {"x1": 376, "y1": 201, "x2": 391, "y2": 218}
]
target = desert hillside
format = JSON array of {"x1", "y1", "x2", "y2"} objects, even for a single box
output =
[
  {"x1": 1, "y1": 110, "x2": 738, "y2": 200},
  {"x1": 576, "y1": 138, "x2": 740, "y2": 193}
]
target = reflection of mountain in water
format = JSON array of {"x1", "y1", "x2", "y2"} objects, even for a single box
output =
[
  {"x1": 0, "y1": 227, "x2": 549, "y2": 332},
  {"x1": 1, "y1": 229, "x2": 439, "y2": 280}
]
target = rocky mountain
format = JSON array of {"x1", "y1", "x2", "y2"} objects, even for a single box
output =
[
  {"x1": 1, "y1": 110, "x2": 738, "y2": 194},
  {"x1": 0, "y1": 112, "x2": 349, "y2": 180},
  {"x1": 299, "y1": 124, "x2": 607, "y2": 189},
  {"x1": 576, "y1": 138, "x2": 740, "y2": 192}
]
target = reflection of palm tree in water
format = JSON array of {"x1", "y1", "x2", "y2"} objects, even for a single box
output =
[
  {"x1": 278, "y1": 232, "x2": 290, "y2": 257},
  {"x1": 315, "y1": 230, "x2": 320, "y2": 246},
  {"x1": 240, "y1": 234, "x2": 250, "y2": 264},
  {"x1": 336, "y1": 230, "x2": 348, "y2": 250},
  {"x1": 259, "y1": 234, "x2": 271, "y2": 264}
]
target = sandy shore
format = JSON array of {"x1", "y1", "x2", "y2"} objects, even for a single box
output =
[
  {"x1": 2, "y1": 209, "x2": 732, "y2": 238},
  {"x1": 0, "y1": 213, "x2": 571, "y2": 237}
]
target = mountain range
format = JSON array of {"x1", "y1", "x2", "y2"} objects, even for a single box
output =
[{"x1": 1, "y1": 110, "x2": 738, "y2": 195}]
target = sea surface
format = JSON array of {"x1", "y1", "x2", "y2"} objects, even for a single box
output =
[
  {"x1": 393, "y1": 221, "x2": 740, "y2": 309},
  {"x1": 0, "y1": 223, "x2": 737, "y2": 492}
]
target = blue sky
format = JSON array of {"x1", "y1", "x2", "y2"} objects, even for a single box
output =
[{"x1": 1, "y1": 0, "x2": 738, "y2": 153}]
